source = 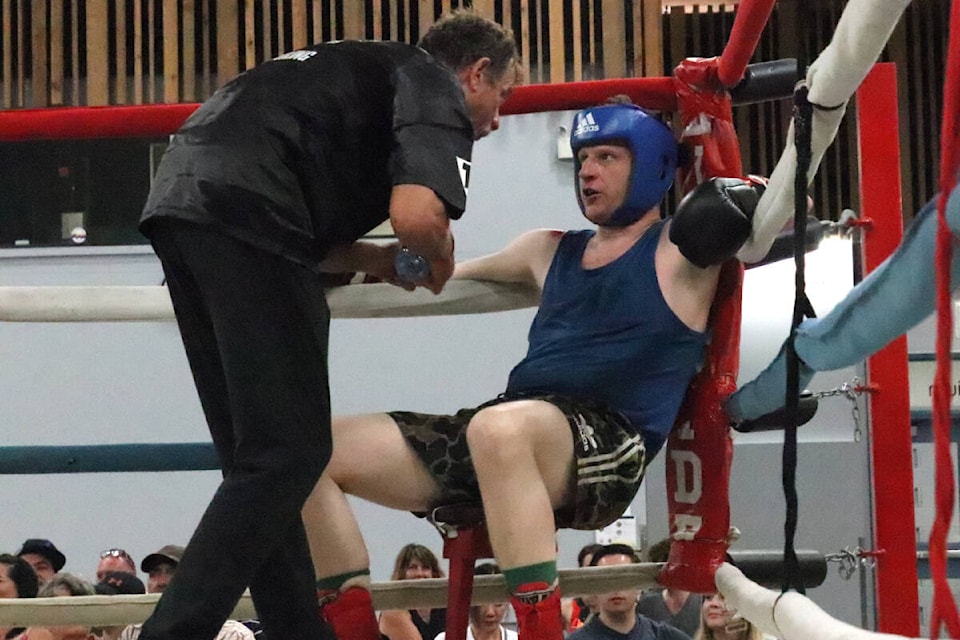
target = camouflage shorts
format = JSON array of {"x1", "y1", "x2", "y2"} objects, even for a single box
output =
[{"x1": 387, "y1": 393, "x2": 647, "y2": 530}]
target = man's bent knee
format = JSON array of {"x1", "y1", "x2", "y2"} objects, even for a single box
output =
[{"x1": 466, "y1": 406, "x2": 530, "y2": 462}]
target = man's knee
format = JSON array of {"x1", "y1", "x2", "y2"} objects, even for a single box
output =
[{"x1": 466, "y1": 405, "x2": 530, "y2": 463}]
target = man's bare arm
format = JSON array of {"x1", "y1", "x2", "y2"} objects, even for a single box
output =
[
  {"x1": 389, "y1": 184, "x2": 456, "y2": 293},
  {"x1": 454, "y1": 228, "x2": 563, "y2": 291}
]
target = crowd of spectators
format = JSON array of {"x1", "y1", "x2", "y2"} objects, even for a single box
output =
[{"x1": 2, "y1": 537, "x2": 750, "y2": 640}]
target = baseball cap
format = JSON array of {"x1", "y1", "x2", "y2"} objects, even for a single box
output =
[
  {"x1": 140, "y1": 544, "x2": 184, "y2": 573},
  {"x1": 95, "y1": 571, "x2": 146, "y2": 595},
  {"x1": 17, "y1": 539, "x2": 66, "y2": 572}
]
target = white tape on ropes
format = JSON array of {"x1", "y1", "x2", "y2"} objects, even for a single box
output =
[
  {"x1": 0, "y1": 280, "x2": 540, "y2": 322},
  {"x1": 716, "y1": 563, "x2": 912, "y2": 640}
]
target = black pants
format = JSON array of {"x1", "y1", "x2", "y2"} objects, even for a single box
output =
[{"x1": 142, "y1": 222, "x2": 335, "y2": 640}]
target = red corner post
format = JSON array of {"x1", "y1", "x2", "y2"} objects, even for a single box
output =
[
  {"x1": 856, "y1": 62, "x2": 919, "y2": 636},
  {"x1": 660, "y1": 57, "x2": 741, "y2": 593}
]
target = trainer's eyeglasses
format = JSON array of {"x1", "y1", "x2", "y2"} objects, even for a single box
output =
[{"x1": 100, "y1": 548, "x2": 135, "y2": 564}]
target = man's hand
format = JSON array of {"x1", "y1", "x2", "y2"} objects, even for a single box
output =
[
  {"x1": 365, "y1": 243, "x2": 454, "y2": 293},
  {"x1": 422, "y1": 254, "x2": 454, "y2": 294},
  {"x1": 360, "y1": 243, "x2": 414, "y2": 291}
]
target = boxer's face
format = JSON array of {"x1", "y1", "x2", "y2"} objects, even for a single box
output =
[{"x1": 577, "y1": 143, "x2": 632, "y2": 224}]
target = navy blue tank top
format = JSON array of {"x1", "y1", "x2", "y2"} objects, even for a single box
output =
[{"x1": 506, "y1": 223, "x2": 708, "y2": 455}]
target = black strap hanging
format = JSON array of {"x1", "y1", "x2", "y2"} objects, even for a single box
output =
[{"x1": 782, "y1": 80, "x2": 815, "y2": 596}]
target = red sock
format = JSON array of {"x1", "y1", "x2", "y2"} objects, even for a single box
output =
[
  {"x1": 510, "y1": 583, "x2": 565, "y2": 640},
  {"x1": 318, "y1": 586, "x2": 381, "y2": 640}
]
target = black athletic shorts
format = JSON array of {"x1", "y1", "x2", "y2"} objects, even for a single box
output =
[{"x1": 388, "y1": 393, "x2": 647, "y2": 530}]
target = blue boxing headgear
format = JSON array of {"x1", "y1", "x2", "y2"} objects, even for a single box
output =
[{"x1": 570, "y1": 104, "x2": 677, "y2": 226}]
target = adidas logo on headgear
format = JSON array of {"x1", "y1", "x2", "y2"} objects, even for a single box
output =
[{"x1": 573, "y1": 111, "x2": 599, "y2": 137}]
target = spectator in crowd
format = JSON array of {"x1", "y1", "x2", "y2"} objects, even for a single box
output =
[
  {"x1": 693, "y1": 594, "x2": 763, "y2": 640},
  {"x1": 139, "y1": 546, "x2": 182, "y2": 595},
  {"x1": 36, "y1": 573, "x2": 96, "y2": 640},
  {"x1": 0, "y1": 553, "x2": 41, "y2": 640},
  {"x1": 38, "y1": 573, "x2": 94, "y2": 597},
  {"x1": 435, "y1": 563, "x2": 518, "y2": 640},
  {"x1": 93, "y1": 572, "x2": 147, "y2": 640},
  {"x1": 564, "y1": 543, "x2": 604, "y2": 631},
  {"x1": 568, "y1": 544, "x2": 690, "y2": 640},
  {"x1": 377, "y1": 544, "x2": 447, "y2": 640},
  {"x1": 16, "y1": 539, "x2": 66, "y2": 585},
  {"x1": 95, "y1": 571, "x2": 145, "y2": 597},
  {"x1": 636, "y1": 539, "x2": 703, "y2": 636},
  {"x1": 96, "y1": 549, "x2": 137, "y2": 582},
  {"x1": 118, "y1": 547, "x2": 253, "y2": 640}
]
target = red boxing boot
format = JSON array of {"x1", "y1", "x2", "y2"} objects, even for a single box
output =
[
  {"x1": 319, "y1": 586, "x2": 381, "y2": 640},
  {"x1": 510, "y1": 584, "x2": 565, "y2": 640}
]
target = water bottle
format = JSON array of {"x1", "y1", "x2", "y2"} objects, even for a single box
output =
[{"x1": 394, "y1": 247, "x2": 431, "y2": 282}]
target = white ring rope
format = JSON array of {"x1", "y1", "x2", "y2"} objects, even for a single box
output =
[
  {"x1": 0, "y1": 563, "x2": 660, "y2": 627},
  {"x1": 0, "y1": 280, "x2": 539, "y2": 322},
  {"x1": 716, "y1": 563, "x2": 913, "y2": 640}
]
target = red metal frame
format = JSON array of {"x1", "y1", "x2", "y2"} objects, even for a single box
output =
[
  {"x1": 717, "y1": 0, "x2": 777, "y2": 87},
  {"x1": 856, "y1": 62, "x2": 919, "y2": 636},
  {"x1": 0, "y1": 78, "x2": 679, "y2": 142}
]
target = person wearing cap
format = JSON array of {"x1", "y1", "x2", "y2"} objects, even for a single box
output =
[
  {"x1": 96, "y1": 570, "x2": 146, "y2": 596},
  {"x1": 16, "y1": 539, "x2": 66, "y2": 585},
  {"x1": 139, "y1": 545, "x2": 183, "y2": 595},
  {"x1": 301, "y1": 99, "x2": 761, "y2": 640},
  {"x1": 93, "y1": 572, "x2": 146, "y2": 640},
  {"x1": 116, "y1": 547, "x2": 254, "y2": 640}
]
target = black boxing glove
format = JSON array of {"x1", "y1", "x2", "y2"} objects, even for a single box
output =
[{"x1": 669, "y1": 177, "x2": 760, "y2": 268}]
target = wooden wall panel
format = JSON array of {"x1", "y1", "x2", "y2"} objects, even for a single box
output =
[
  {"x1": 518, "y1": 0, "x2": 532, "y2": 83},
  {"x1": 601, "y1": 0, "x2": 626, "y2": 79},
  {"x1": 182, "y1": 0, "x2": 196, "y2": 101},
  {"x1": 14, "y1": 1, "x2": 23, "y2": 106},
  {"x1": 419, "y1": 0, "x2": 435, "y2": 43},
  {"x1": 133, "y1": 0, "x2": 143, "y2": 103},
  {"x1": 217, "y1": 0, "x2": 240, "y2": 88},
  {"x1": 31, "y1": 0, "x2": 48, "y2": 107},
  {"x1": 114, "y1": 0, "x2": 127, "y2": 104},
  {"x1": 548, "y1": 0, "x2": 564, "y2": 82},
  {"x1": 639, "y1": 0, "x2": 663, "y2": 77},
  {"x1": 86, "y1": 0, "x2": 109, "y2": 105},
  {"x1": 71, "y1": 0, "x2": 80, "y2": 103},
  {"x1": 162, "y1": 0, "x2": 179, "y2": 103},
  {"x1": 292, "y1": 0, "x2": 308, "y2": 48},
  {"x1": 147, "y1": 0, "x2": 156, "y2": 102},
  {"x1": 343, "y1": 1, "x2": 364, "y2": 40}
]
